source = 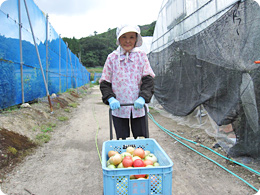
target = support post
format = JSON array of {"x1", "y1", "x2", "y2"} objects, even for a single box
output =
[
  {"x1": 46, "y1": 14, "x2": 49, "y2": 86},
  {"x1": 66, "y1": 42, "x2": 68, "y2": 89},
  {"x1": 59, "y1": 35, "x2": 61, "y2": 93},
  {"x1": 18, "y1": 0, "x2": 24, "y2": 104},
  {"x1": 74, "y1": 55, "x2": 78, "y2": 93},
  {"x1": 68, "y1": 50, "x2": 78, "y2": 90},
  {"x1": 24, "y1": 0, "x2": 53, "y2": 112}
]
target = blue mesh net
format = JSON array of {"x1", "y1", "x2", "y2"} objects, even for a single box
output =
[{"x1": 0, "y1": 0, "x2": 90, "y2": 109}]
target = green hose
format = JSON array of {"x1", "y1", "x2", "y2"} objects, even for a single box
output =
[
  {"x1": 148, "y1": 112, "x2": 259, "y2": 192},
  {"x1": 93, "y1": 106, "x2": 102, "y2": 165}
]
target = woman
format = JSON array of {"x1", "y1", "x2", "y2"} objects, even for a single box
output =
[{"x1": 99, "y1": 24, "x2": 155, "y2": 139}]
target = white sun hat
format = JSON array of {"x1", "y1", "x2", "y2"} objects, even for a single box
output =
[{"x1": 116, "y1": 24, "x2": 143, "y2": 47}]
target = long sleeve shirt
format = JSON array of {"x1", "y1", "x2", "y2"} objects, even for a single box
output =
[{"x1": 99, "y1": 47, "x2": 155, "y2": 118}]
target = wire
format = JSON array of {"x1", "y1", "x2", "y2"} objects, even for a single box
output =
[
  {"x1": 92, "y1": 106, "x2": 102, "y2": 165},
  {"x1": 148, "y1": 112, "x2": 259, "y2": 192}
]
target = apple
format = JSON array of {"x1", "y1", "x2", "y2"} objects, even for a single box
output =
[
  {"x1": 130, "y1": 175, "x2": 136, "y2": 179},
  {"x1": 109, "y1": 153, "x2": 122, "y2": 165},
  {"x1": 126, "y1": 146, "x2": 135, "y2": 155},
  {"x1": 121, "y1": 152, "x2": 132, "y2": 158},
  {"x1": 144, "y1": 150, "x2": 150, "y2": 156},
  {"x1": 117, "y1": 162, "x2": 124, "y2": 168},
  {"x1": 153, "y1": 162, "x2": 160, "y2": 167},
  {"x1": 108, "y1": 150, "x2": 119, "y2": 158},
  {"x1": 137, "y1": 177, "x2": 146, "y2": 179},
  {"x1": 143, "y1": 159, "x2": 153, "y2": 166},
  {"x1": 135, "y1": 174, "x2": 146, "y2": 179},
  {"x1": 145, "y1": 154, "x2": 157, "y2": 163},
  {"x1": 132, "y1": 156, "x2": 141, "y2": 161},
  {"x1": 107, "y1": 164, "x2": 116, "y2": 169},
  {"x1": 133, "y1": 148, "x2": 145, "y2": 159},
  {"x1": 122, "y1": 156, "x2": 133, "y2": 167},
  {"x1": 133, "y1": 159, "x2": 144, "y2": 167}
]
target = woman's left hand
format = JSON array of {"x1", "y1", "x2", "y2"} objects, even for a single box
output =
[{"x1": 134, "y1": 97, "x2": 145, "y2": 109}]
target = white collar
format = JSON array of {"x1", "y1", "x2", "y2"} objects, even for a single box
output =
[{"x1": 114, "y1": 46, "x2": 140, "y2": 64}]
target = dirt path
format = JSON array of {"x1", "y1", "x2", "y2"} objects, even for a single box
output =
[{"x1": 1, "y1": 86, "x2": 259, "y2": 195}]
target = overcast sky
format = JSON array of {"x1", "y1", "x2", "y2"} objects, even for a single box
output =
[{"x1": 33, "y1": 0, "x2": 163, "y2": 39}]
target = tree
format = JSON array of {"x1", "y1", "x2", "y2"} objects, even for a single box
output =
[{"x1": 61, "y1": 21, "x2": 156, "y2": 68}]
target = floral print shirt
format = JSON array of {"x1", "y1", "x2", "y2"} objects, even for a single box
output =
[{"x1": 100, "y1": 47, "x2": 155, "y2": 118}]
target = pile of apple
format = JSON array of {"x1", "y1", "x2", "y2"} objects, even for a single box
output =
[{"x1": 106, "y1": 146, "x2": 160, "y2": 179}]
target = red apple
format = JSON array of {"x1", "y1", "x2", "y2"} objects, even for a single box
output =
[
  {"x1": 122, "y1": 156, "x2": 133, "y2": 168},
  {"x1": 133, "y1": 159, "x2": 144, "y2": 167},
  {"x1": 135, "y1": 174, "x2": 146, "y2": 179}
]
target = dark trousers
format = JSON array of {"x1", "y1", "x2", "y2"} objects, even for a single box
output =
[{"x1": 112, "y1": 113, "x2": 147, "y2": 140}]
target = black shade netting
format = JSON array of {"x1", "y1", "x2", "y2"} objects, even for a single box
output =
[{"x1": 149, "y1": 0, "x2": 260, "y2": 159}]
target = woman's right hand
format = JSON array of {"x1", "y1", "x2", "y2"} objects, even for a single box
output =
[{"x1": 108, "y1": 97, "x2": 120, "y2": 110}]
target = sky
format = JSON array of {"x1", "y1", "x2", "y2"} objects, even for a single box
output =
[{"x1": 33, "y1": 0, "x2": 163, "y2": 39}]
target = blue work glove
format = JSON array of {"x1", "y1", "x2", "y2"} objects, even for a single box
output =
[
  {"x1": 108, "y1": 97, "x2": 120, "y2": 110},
  {"x1": 134, "y1": 97, "x2": 145, "y2": 109}
]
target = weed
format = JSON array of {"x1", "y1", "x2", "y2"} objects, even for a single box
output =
[
  {"x1": 36, "y1": 133, "x2": 51, "y2": 143},
  {"x1": 86, "y1": 67, "x2": 103, "y2": 72},
  {"x1": 47, "y1": 123, "x2": 56, "y2": 128},
  {"x1": 2, "y1": 105, "x2": 19, "y2": 113},
  {"x1": 64, "y1": 108, "x2": 71, "y2": 112},
  {"x1": 148, "y1": 107, "x2": 161, "y2": 114},
  {"x1": 40, "y1": 123, "x2": 56, "y2": 133},
  {"x1": 40, "y1": 125, "x2": 51, "y2": 133},
  {"x1": 41, "y1": 126, "x2": 53, "y2": 133},
  {"x1": 58, "y1": 116, "x2": 69, "y2": 121},
  {"x1": 32, "y1": 126, "x2": 38, "y2": 131},
  {"x1": 8, "y1": 146, "x2": 17, "y2": 155},
  {"x1": 66, "y1": 88, "x2": 75, "y2": 93},
  {"x1": 68, "y1": 103, "x2": 77, "y2": 108},
  {"x1": 57, "y1": 103, "x2": 60, "y2": 109}
]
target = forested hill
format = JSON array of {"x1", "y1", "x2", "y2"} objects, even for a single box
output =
[{"x1": 62, "y1": 21, "x2": 156, "y2": 68}]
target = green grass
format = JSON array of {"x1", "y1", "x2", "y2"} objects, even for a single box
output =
[
  {"x1": 86, "y1": 67, "x2": 103, "y2": 81},
  {"x1": 58, "y1": 116, "x2": 69, "y2": 121},
  {"x1": 68, "y1": 103, "x2": 78, "y2": 108},
  {"x1": 40, "y1": 123, "x2": 56, "y2": 133},
  {"x1": 36, "y1": 133, "x2": 51, "y2": 143},
  {"x1": 1, "y1": 105, "x2": 19, "y2": 113},
  {"x1": 8, "y1": 146, "x2": 17, "y2": 155},
  {"x1": 66, "y1": 88, "x2": 76, "y2": 93},
  {"x1": 86, "y1": 66, "x2": 103, "y2": 74},
  {"x1": 64, "y1": 108, "x2": 71, "y2": 112}
]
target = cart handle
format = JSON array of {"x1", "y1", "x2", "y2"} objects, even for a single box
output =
[{"x1": 109, "y1": 103, "x2": 149, "y2": 140}]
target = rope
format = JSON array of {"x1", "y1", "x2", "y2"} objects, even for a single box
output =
[
  {"x1": 148, "y1": 112, "x2": 259, "y2": 192},
  {"x1": 92, "y1": 106, "x2": 102, "y2": 165}
]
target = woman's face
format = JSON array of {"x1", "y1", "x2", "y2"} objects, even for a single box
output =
[{"x1": 119, "y1": 32, "x2": 137, "y2": 53}]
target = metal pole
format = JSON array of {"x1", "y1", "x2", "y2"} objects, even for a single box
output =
[
  {"x1": 18, "y1": 0, "x2": 24, "y2": 104},
  {"x1": 66, "y1": 42, "x2": 68, "y2": 89},
  {"x1": 24, "y1": 0, "x2": 53, "y2": 112},
  {"x1": 199, "y1": 105, "x2": 202, "y2": 124},
  {"x1": 59, "y1": 35, "x2": 61, "y2": 93},
  {"x1": 68, "y1": 50, "x2": 77, "y2": 90},
  {"x1": 79, "y1": 52, "x2": 83, "y2": 85},
  {"x1": 109, "y1": 108, "x2": 113, "y2": 140},
  {"x1": 46, "y1": 14, "x2": 49, "y2": 86},
  {"x1": 74, "y1": 56, "x2": 78, "y2": 93}
]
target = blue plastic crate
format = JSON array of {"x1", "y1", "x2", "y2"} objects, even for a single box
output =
[{"x1": 102, "y1": 138, "x2": 173, "y2": 195}]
